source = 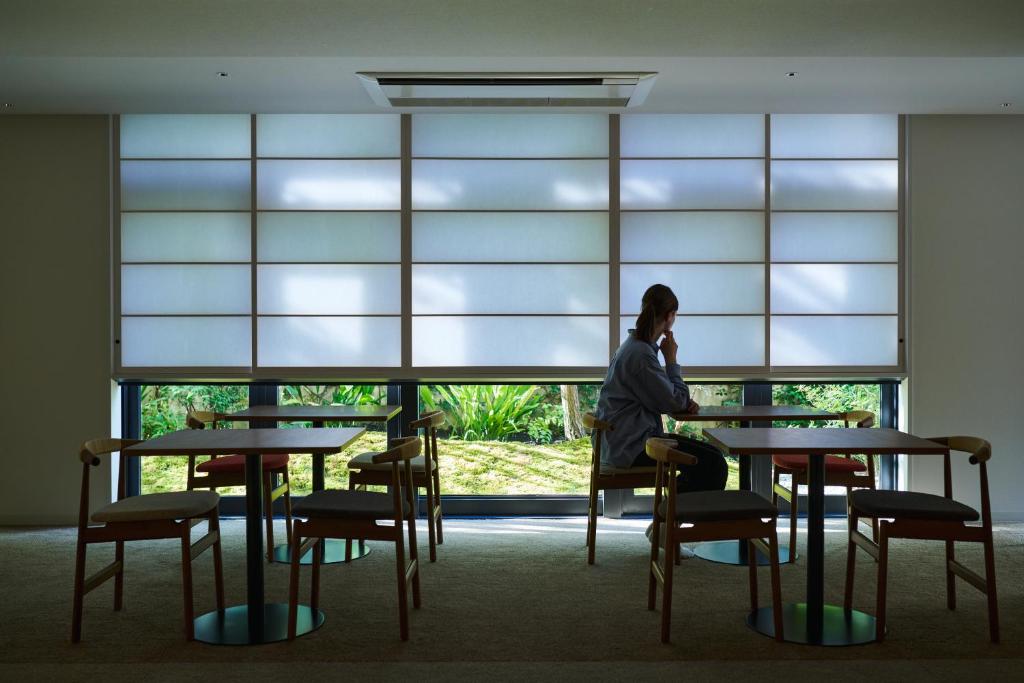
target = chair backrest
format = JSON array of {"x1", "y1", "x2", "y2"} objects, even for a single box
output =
[
  {"x1": 582, "y1": 412, "x2": 613, "y2": 483},
  {"x1": 77, "y1": 438, "x2": 142, "y2": 531},
  {"x1": 841, "y1": 410, "x2": 875, "y2": 428},
  {"x1": 645, "y1": 437, "x2": 699, "y2": 526},
  {"x1": 373, "y1": 436, "x2": 423, "y2": 521},
  {"x1": 186, "y1": 410, "x2": 224, "y2": 430},
  {"x1": 925, "y1": 435, "x2": 994, "y2": 528},
  {"x1": 409, "y1": 410, "x2": 445, "y2": 471}
]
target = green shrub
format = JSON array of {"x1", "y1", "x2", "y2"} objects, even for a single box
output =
[{"x1": 419, "y1": 384, "x2": 544, "y2": 441}]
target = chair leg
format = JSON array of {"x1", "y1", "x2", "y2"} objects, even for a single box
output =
[
  {"x1": 660, "y1": 527, "x2": 675, "y2": 643},
  {"x1": 433, "y1": 467, "x2": 444, "y2": 545},
  {"x1": 844, "y1": 511, "x2": 858, "y2": 611},
  {"x1": 283, "y1": 470, "x2": 293, "y2": 550},
  {"x1": 263, "y1": 472, "x2": 275, "y2": 562},
  {"x1": 71, "y1": 539, "x2": 87, "y2": 643},
  {"x1": 747, "y1": 539, "x2": 758, "y2": 612},
  {"x1": 288, "y1": 529, "x2": 302, "y2": 641},
  {"x1": 311, "y1": 534, "x2": 321, "y2": 613},
  {"x1": 586, "y1": 484, "x2": 598, "y2": 565},
  {"x1": 408, "y1": 512, "x2": 422, "y2": 609},
  {"x1": 789, "y1": 483, "x2": 799, "y2": 561},
  {"x1": 768, "y1": 527, "x2": 784, "y2": 642},
  {"x1": 945, "y1": 539, "x2": 956, "y2": 610},
  {"x1": 210, "y1": 511, "x2": 225, "y2": 611},
  {"x1": 345, "y1": 478, "x2": 356, "y2": 562},
  {"x1": 395, "y1": 527, "x2": 410, "y2": 641},
  {"x1": 424, "y1": 479, "x2": 438, "y2": 563},
  {"x1": 771, "y1": 468, "x2": 780, "y2": 506},
  {"x1": 114, "y1": 540, "x2": 125, "y2": 611},
  {"x1": 180, "y1": 526, "x2": 195, "y2": 641},
  {"x1": 647, "y1": 514, "x2": 660, "y2": 611},
  {"x1": 875, "y1": 524, "x2": 889, "y2": 642},
  {"x1": 983, "y1": 531, "x2": 1000, "y2": 643}
]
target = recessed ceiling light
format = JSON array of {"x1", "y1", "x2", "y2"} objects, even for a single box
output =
[
  {"x1": 785, "y1": 71, "x2": 798, "y2": 78},
  {"x1": 216, "y1": 71, "x2": 229, "y2": 78}
]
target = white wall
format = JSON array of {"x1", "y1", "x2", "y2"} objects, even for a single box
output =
[
  {"x1": 907, "y1": 115, "x2": 1024, "y2": 520},
  {"x1": 0, "y1": 116, "x2": 114, "y2": 525}
]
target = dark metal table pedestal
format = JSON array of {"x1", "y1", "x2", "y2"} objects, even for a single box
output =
[{"x1": 194, "y1": 604, "x2": 324, "y2": 645}]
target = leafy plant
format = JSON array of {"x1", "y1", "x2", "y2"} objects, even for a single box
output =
[
  {"x1": 279, "y1": 384, "x2": 384, "y2": 407},
  {"x1": 419, "y1": 384, "x2": 544, "y2": 441}
]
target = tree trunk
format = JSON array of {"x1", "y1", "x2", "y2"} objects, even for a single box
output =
[{"x1": 560, "y1": 385, "x2": 585, "y2": 440}]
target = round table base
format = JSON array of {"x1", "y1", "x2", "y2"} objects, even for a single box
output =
[
  {"x1": 747, "y1": 603, "x2": 878, "y2": 646},
  {"x1": 695, "y1": 540, "x2": 794, "y2": 566},
  {"x1": 193, "y1": 603, "x2": 324, "y2": 645},
  {"x1": 272, "y1": 539, "x2": 371, "y2": 565}
]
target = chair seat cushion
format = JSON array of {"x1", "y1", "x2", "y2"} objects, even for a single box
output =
[
  {"x1": 292, "y1": 489, "x2": 409, "y2": 520},
  {"x1": 347, "y1": 451, "x2": 434, "y2": 472},
  {"x1": 92, "y1": 490, "x2": 220, "y2": 523},
  {"x1": 772, "y1": 453, "x2": 867, "y2": 473},
  {"x1": 659, "y1": 490, "x2": 778, "y2": 523},
  {"x1": 850, "y1": 490, "x2": 979, "y2": 522},
  {"x1": 196, "y1": 453, "x2": 290, "y2": 473}
]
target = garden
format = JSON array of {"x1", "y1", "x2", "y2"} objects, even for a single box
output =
[{"x1": 139, "y1": 382, "x2": 879, "y2": 497}]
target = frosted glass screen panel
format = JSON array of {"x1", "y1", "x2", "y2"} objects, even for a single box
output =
[
  {"x1": 257, "y1": 160, "x2": 401, "y2": 210},
  {"x1": 771, "y1": 264, "x2": 897, "y2": 314},
  {"x1": 620, "y1": 115, "x2": 764, "y2": 157},
  {"x1": 412, "y1": 265, "x2": 607, "y2": 314},
  {"x1": 619, "y1": 317, "x2": 764, "y2": 366},
  {"x1": 256, "y1": 115, "x2": 400, "y2": 158},
  {"x1": 621, "y1": 264, "x2": 764, "y2": 314},
  {"x1": 771, "y1": 115, "x2": 898, "y2": 158},
  {"x1": 620, "y1": 212, "x2": 764, "y2": 262},
  {"x1": 257, "y1": 265, "x2": 400, "y2": 315},
  {"x1": 413, "y1": 316, "x2": 608, "y2": 366},
  {"x1": 620, "y1": 160, "x2": 764, "y2": 209},
  {"x1": 772, "y1": 213, "x2": 898, "y2": 262},
  {"x1": 121, "y1": 161, "x2": 250, "y2": 210},
  {"x1": 122, "y1": 213, "x2": 251, "y2": 262},
  {"x1": 258, "y1": 316, "x2": 401, "y2": 367},
  {"x1": 771, "y1": 161, "x2": 898, "y2": 210},
  {"x1": 412, "y1": 160, "x2": 608, "y2": 210},
  {"x1": 771, "y1": 316, "x2": 898, "y2": 366},
  {"x1": 412, "y1": 114, "x2": 608, "y2": 157},
  {"x1": 121, "y1": 265, "x2": 251, "y2": 314},
  {"x1": 121, "y1": 317, "x2": 251, "y2": 367},
  {"x1": 120, "y1": 115, "x2": 250, "y2": 158},
  {"x1": 413, "y1": 212, "x2": 607, "y2": 262},
  {"x1": 258, "y1": 212, "x2": 400, "y2": 262}
]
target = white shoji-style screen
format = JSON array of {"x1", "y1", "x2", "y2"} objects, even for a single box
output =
[{"x1": 115, "y1": 113, "x2": 903, "y2": 379}]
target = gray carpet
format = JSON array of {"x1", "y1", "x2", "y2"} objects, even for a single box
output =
[{"x1": 1, "y1": 517, "x2": 1022, "y2": 682}]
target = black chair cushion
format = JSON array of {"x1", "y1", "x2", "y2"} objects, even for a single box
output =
[
  {"x1": 293, "y1": 489, "x2": 409, "y2": 520},
  {"x1": 850, "y1": 490, "x2": 979, "y2": 522},
  {"x1": 659, "y1": 490, "x2": 778, "y2": 523}
]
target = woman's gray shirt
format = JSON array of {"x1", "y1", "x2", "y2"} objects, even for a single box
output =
[{"x1": 594, "y1": 333, "x2": 691, "y2": 468}]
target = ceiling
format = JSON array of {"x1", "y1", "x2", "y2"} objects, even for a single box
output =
[{"x1": 3, "y1": 0, "x2": 1023, "y2": 114}]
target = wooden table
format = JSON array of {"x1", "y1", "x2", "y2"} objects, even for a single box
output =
[
  {"x1": 670, "y1": 405, "x2": 839, "y2": 565},
  {"x1": 125, "y1": 427, "x2": 366, "y2": 645},
  {"x1": 703, "y1": 427, "x2": 949, "y2": 646},
  {"x1": 223, "y1": 405, "x2": 401, "y2": 564}
]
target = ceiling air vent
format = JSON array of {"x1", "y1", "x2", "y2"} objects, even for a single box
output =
[{"x1": 356, "y1": 72, "x2": 657, "y2": 108}]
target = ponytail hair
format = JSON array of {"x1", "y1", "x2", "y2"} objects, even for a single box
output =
[{"x1": 634, "y1": 284, "x2": 679, "y2": 343}]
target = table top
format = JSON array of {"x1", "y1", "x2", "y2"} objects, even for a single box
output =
[
  {"x1": 670, "y1": 405, "x2": 839, "y2": 422},
  {"x1": 125, "y1": 427, "x2": 366, "y2": 456},
  {"x1": 703, "y1": 428, "x2": 949, "y2": 456},
  {"x1": 224, "y1": 405, "x2": 401, "y2": 423}
]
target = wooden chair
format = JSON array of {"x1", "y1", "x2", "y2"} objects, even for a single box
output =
[
  {"x1": 346, "y1": 410, "x2": 446, "y2": 561},
  {"x1": 771, "y1": 410, "x2": 878, "y2": 559},
  {"x1": 646, "y1": 437, "x2": 783, "y2": 643},
  {"x1": 186, "y1": 410, "x2": 292, "y2": 562},
  {"x1": 583, "y1": 412, "x2": 658, "y2": 564},
  {"x1": 72, "y1": 438, "x2": 224, "y2": 642},
  {"x1": 844, "y1": 436, "x2": 999, "y2": 643},
  {"x1": 288, "y1": 436, "x2": 422, "y2": 641}
]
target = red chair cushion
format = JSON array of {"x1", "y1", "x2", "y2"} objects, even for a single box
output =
[
  {"x1": 196, "y1": 453, "x2": 290, "y2": 473},
  {"x1": 772, "y1": 453, "x2": 867, "y2": 473}
]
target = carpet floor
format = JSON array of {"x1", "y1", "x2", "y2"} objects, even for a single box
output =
[{"x1": 1, "y1": 517, "x2": 1021, "y2": 682}]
